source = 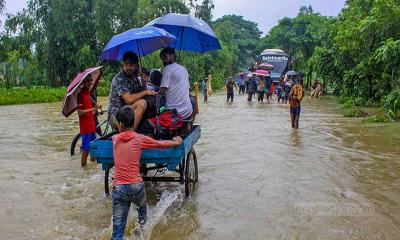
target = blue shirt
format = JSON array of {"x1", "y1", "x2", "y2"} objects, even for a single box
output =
[
  {"x1": 236, "y1": 76, "x2": 245, "y2": 86},
  {"x1": 201, "y1": 81, "x2": 208, "y2": 91}
]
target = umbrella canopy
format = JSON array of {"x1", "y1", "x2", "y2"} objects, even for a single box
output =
[
  {"x1": 146, "y1": 13, "x2": 221, "y2": 53},
  {"x1": 253, "y1": 69, "x2": 270, "y2": 76},
  {"x1": 100, "y1": 26, "x2": 176, "y2": 60},
  {"x1": 258, "y1": 63, "x2": 274, "y2": 70},
  {"x1": 286, "y1": 70, "x2": 297, "y2": 76},
  {"x1": 62, "y1": 66, "x2": 103, "y2": 117}
]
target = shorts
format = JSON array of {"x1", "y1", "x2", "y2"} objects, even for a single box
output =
[
  {"x1": 290, "y1": 106, "x2": 301, "y2": 117},
  {"x1": 81, "y1": 132, "x2": 97, "y2": 152}
]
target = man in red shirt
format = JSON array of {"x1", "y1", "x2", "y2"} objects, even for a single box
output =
[
  {"x1": 111, "y1": 106, "x2": 182, "y2": 237},
  {"x1": 77, "y1": 75, "x2": 101, "y2": 167}
]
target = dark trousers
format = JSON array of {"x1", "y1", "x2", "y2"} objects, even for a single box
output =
[
  {"x1": 257, "y1": 91, "x2": 264, "y2": 102},
  {"x1": 247, "y1": 92, "x2": 253, "y2": 101},
  {"x1": 203, "y1": 89, "x2": 208, "y2": 102},
  {"x1": 227, "y1": 91, "x2": 234, "y2": 102},
  {"x1": 239, "y1": 85, "x2": 245, "y2": 94}
]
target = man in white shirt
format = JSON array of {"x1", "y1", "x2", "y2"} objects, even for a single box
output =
[{"x1": 159, "y1": 47, "x2": 193, "y2": 119}]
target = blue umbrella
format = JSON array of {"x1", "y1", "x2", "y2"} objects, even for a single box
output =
[
  {"x1": 145, "y1": 13, "x2": 221, "y2": 53},
  {"x1": 100, "y1": 26, "x2": 176, "y2": 60}
]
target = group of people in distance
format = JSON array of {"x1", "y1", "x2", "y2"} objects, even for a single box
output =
[
  {"x1": 220, "y1": 72, "x2": 305, "y2": 129},
  {"x1": 76, "y1": 47, "x2": 194, "y2": 237},
  {"x1": 198, "y1": 71, "x2": 305, "y2": 129},
  {"x1": 232, "y1": 72, "x2": 275, "y2": 103}
]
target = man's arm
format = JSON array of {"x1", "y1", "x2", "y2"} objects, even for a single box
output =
[
  {"x1": 159, "y1": 87, "x2": 167, "y2": 96},
  {"x1": 121, "y1": 90, "x2": 155, "y2": 105}
]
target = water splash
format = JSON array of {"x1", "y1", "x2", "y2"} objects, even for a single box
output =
[{"x1": 130, "y1": 190, "x2": 181, "y2": 240}]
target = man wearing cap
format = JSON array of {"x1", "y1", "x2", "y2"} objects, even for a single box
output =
[
  {"x1": 159, "y1": 47, "x2": 193, "y2": 120},
  {"x1": 108, "y1": 51, "x2": 156, "y2": 131}
]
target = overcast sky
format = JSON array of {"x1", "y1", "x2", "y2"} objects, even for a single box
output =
[{"x1": 1, "y1": 0, "x2": 346, "y2": 34}]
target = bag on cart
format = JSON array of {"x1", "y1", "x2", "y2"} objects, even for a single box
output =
[
  {"x1": 149, "y1": 109, "x2": 184, "y2": 139},
  {"x1": 136, "y1": 94, "x2": 184, "y2": 139}
]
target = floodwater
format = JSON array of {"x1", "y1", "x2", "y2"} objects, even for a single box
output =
[{"x1": 0, "y1": 93, "x2": 399, "y2": 240}]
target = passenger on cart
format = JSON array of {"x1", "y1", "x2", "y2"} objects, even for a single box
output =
[
  {"x1": 159, "y1": 47, "x2": 193, "y2": 120},
  {"x1": 108, "y1": 51, "x2": 156, "y2": 131}
]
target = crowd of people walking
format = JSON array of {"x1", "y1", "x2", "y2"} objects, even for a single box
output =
[{"x1": 198, "y1": 71, "x2": 306, "y2": 129}]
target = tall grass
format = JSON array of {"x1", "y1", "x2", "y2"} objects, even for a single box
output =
[
  {"x1": 0, "y1": 87, "x2": 67, "y2": 105},
  {"x1": 0, "y1": 86, "x2": 110, "y2": 106}
]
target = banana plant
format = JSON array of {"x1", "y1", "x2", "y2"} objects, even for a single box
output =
[{"x1": 387, "y1": 99, "x2": 398, "y2": 120}]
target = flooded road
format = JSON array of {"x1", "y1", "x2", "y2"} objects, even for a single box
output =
[{"x1": 0, "y1": 93, "x2": 399, "y2": 239}]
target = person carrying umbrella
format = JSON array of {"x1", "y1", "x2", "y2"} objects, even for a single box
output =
[
  {"x1": 77, "y1": 75, "x2": 102, "y2": 167},
  {"x1": 61, "y1": 66, "x2": 103, "y2": 166},
  {"x1": 108, "y1": 52, "x2": 156, "y2": 131}
]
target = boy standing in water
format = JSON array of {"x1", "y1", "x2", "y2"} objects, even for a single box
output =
[
  {"x1": 201, "y1": 77, "x2": 208, "y2": 102},
  {"x1": 77, "y1": 75, "x2": 101, "y2": 167},
  {"x1": 289, "y1": 80, "x2": 304, "y2": 128},
  {"x1": 226, "y1": 77, "x2": 238, "y2": 102},
  {"x1": 111, "y1": 106, "x2": 182, "y2": 238}
]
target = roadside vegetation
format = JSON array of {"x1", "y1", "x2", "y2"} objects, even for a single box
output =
[{"x1": 0, "y1": 0, "x2": 399, "y2": 122}]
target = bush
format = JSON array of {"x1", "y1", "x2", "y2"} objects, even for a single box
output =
[
  {"x1": 340, "y1": 99, "x2": 354, "y2": 109},
  {"x1": 0, "y1": 87, "x2": 66, "y2": 105},
  {"x1": 97, "y1": 86, "x2": 110, "y2": 96},
  {"x1": 362, "y1": 115, "x2": 387, "y2": 123},
  {"x1": 343, "y1": 106, "x2": 368, "y2": 118},
  {"x1": 383, "y1": 88, "x2": 400, "y2": 120}
]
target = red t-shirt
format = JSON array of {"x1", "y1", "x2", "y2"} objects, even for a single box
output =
[
  {"x1": 77, "y1": 90, "x2": 96, "y2": 134},
  {"x1": 112, "y1": 131, "x2": 179, "y2": 185}
]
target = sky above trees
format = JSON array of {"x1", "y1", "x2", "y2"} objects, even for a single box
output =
[{"x1": 2, "y1": 0, "x2": 346, "y2": 34}]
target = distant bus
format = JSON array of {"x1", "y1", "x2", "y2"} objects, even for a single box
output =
[{"x1": 257, "y1": 49, "x2": 290, "y2": 82}]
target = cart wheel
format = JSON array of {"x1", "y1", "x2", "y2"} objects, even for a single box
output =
[
  {"x1": 105, "y1": 169, "x2": 110, "y2": 196},
  {"x1": 184, "y1": 149, "x2": 198, "y2": 197},
  {"x1": 179, "y1": 158, "x2": 185, "y2": 184},
  {"x1": 70, "y1": 133, "x2": 81, "y2": 156},
  {"x1": 104, "y1": 167, "x2": 114, "y2": 196},
  {"x1": 191, "y1": 149, "x2": 199, "y2": 183}
]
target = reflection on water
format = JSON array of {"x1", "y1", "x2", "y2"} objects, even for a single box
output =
[
  {"x1": 0, "y1": 94, "x2": 399, "y2": 239},
  {"x1": 289, "y1": 129, "x2": 301, "y2": 147}
]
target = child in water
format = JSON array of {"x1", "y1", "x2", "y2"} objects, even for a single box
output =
[
  {"x1": 111, "y1": 106, "x2": 182, "y2": 237},
  {"x1": 77, "y1": 75, "x2": 101, "y2": 166}
]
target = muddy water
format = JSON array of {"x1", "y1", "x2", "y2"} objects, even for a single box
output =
[{"x1": 0, "y1": 93, "x2": 399, "y2": 240}]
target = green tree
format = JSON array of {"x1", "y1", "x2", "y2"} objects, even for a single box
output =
[
  {"x1": 213, "y1": 15, "x2": 261, "y2": 71},
  {"x1": 95, "y1": 0, "x2": 138, "y2": 48},
  {"x1": 260, "y1": 6, "x2": 329, "y2": 86},
  {"x1": 190, "y1": 0, "x2": 214, "y2": 23},
  {"x1": 0, "y1": 0, "x2": 5, "y2": 18}
]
